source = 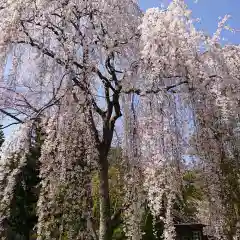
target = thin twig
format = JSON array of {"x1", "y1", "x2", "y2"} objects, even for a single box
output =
[{"x1": 0, "y1": 122, "x2": 21, "y2": 129}]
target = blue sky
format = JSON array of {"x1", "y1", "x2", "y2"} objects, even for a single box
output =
[{"x1": 139, "y1": 0, "x2": 240, "y2": 44}]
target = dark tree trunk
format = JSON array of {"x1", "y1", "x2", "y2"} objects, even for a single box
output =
[
  {"x1": 98, "y1": 122, "x2": 115, "y2": 240},
  {"x1": 99, "y1": 153, "x2": 112, "y2": 240}
]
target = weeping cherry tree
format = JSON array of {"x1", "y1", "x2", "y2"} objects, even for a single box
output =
[{"x1": 0, "y1": 0, "x2": 239, "y2": 239}]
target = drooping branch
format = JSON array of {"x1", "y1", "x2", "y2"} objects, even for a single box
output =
[
  {"x1": 88, "y1": 108, "x2": 101, "y2": 145},
  {"x1": 0, "y1": 109, "x2": 23, "y2": 123},
  {"x1": 123, "y1": 80, "x2": 189, "y2": 96},
  {"x1": 165, "y1": 80, "x2": 189, "y2": 91},
  {"x1": 0, "y1": 122, "x2": 21, "y2": 129},
  {"x1": 16, "y1": 20, "x2": 83, "y2": 69},
  {"x1": 105, "y1": 53, "x2": 119, "y2": 86}
]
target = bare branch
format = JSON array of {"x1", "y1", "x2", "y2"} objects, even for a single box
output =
[
  {"x1": 166, "y1": 80, "x2": 189, "y2": 91},
  {"x1": 123, "y1": 80, "x2": 189, "y2": 96},
  {"x1": 0, "y1": 109, "x2": 23, "y2": 123},
  {"x1": 94, "y1": 68, "x2": 116, "y2": 92},
  {"x1": 0, "y1": 122, "x2": 21, "y2": 129},
  {"x1": 17, "y1": 21, "x2": 83, "y2": 69},
  {"x1": 105, "y1": 53, "x2": 119, "y2": 86},
  {"x1": 110, "y1": 86, "x2": 122, "y2": 127}
]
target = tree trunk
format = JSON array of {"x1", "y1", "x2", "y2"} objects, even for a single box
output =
[
  {"x1": 97, "y1": 107, "x2": 118, "y2": 240},
  {"x1": 99, "y1": 153, "x2": 112, "y2": 240}
]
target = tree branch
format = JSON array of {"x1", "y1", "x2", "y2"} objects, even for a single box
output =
[
  {"x1": 166, "y1": 80, "x2": 189, "y2": 91},
  {"x1": 88, "y1": 108, "x2": 101, "y2": 145},
  {"x1": 18, "y1": 20, "x2": 83, "y2": 69},
  {"x1": 0, "y1": 109, "x2": 23, "y2": 123},
  {"x1": 94, "y1": 68, "x2": 116, "y2": 93},
  {"x1": 0, "y1": 122, "x2": 21, "y2": 129},
  {"x1": 123, "y1": 80, "x2": 189, "y2": 96},
  {"x1": 110, "y1": 86, "x2": 122, "y2": 128},
  {"x1": 105, "y1": 53, "x2": 119, "y2": 86},
  {"x1": 71, "y1": 76, "x2": 106, "y2": 118}
]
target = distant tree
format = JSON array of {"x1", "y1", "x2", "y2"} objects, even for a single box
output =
[{"x1": 2, "y1": 125, "x2": 43, "y2": 240}]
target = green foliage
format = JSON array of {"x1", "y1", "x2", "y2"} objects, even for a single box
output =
[
  {"x1": 7, "y1": 127, "x2": 43, "y2": 239},
  {"x1": 8, "y1": 148, "x2": 40, "y2": 239},
  {"x1": 92, "y1": 147, "x2": 124, "y2": 217},
  {"x1": 92, "y1": 167, "x2": 124, "y2": 220},
  {"x1": 112, "y1": 226, "x2": 125, "y2": 240},
  {"x1": 218, "y1": 158, "x2": 240, "y2": 238},
  {"x1": 142, "y1": 207, "x2": 164, "y2": 240},
  {"x1": 174, "y1": 170, "x2": 203, "y2": 223},
  {"x1": 92, "y1": 165, "x2": 125, "y2": 239}
]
